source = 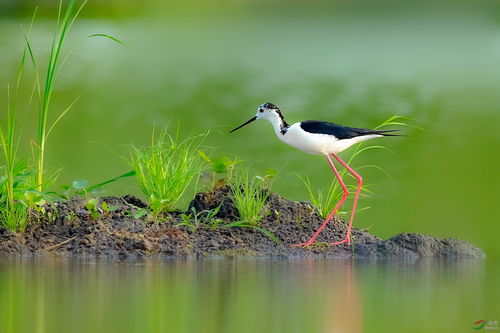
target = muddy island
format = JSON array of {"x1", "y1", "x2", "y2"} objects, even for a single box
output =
[{"x1": 0, "y1": 187, "x2": 485, "y2": 259}]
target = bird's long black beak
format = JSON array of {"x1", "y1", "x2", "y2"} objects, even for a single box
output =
[{"x1": 229, "y1": 116, "x2": 257, "y2": 133}]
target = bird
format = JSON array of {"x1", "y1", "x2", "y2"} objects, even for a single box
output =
[{"x1": 229, "y1": 102, "x2": 400, "y2": 247}]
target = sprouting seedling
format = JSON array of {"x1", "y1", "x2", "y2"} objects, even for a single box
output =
[
  {"x1": 178, "y1": 206, "x2": 223, "y2": 230},
  {"x1": 85, "y1": 198, "x2": 99, "y2": 219},
  {"x1": 101, "y1": 201, "x2": 119, "y2": 213}
]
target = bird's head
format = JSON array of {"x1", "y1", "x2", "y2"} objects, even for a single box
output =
[
  {"x1": 229, "y1": 102, "x2": 281, "y2": 133},
  {"x1": 256, "y1": 102, "x2": 280, "y2": 120}
]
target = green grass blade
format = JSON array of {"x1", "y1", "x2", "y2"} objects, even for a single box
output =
[
  {"x1": 45, "y1": 96, "x2": 80, "y2": 139},
  {"x1": 81, "y1": 170, "x2": 137, "y2": 195},
  {"x1": 88, "y1": 33, "x2": 125, "y2": 45}
]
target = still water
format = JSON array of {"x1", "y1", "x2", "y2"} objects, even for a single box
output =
[{"x1": 0, "y1": 256, "x2": 498, "y2": 333}]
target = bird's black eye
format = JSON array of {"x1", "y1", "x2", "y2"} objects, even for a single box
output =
[{"x1": 260, "y1": 109, "x2": 264, "y2": 113}]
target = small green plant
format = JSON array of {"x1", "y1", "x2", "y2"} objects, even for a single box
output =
[
  {"x1": 66, "y1": 179, "x2": 101, "y2": 219},
  {"x1": 229, "y1": 169, "x2": 275, "y2": 226},
  {"x1": 299, "y1": 115, "x2": 413, "y2": 219},
  {"x1": 178, "y1": 206, "x2": 223, "y2": 229},
  {"x1": 128, "y1": 129, "x2": 207, "y2": 217},
  {"x1": 24, "y1": 190, "x2": 47, "y2": 223},
  {"x1": 133, "y1": 208, "x2": 149, "y2": 219},
  {"x1": 85, "y1": 198, "x2": 99, "y2": 219},
  {"x1": 58, "y1": 172, "x2": 135, "y2": 220},
  {"x1": 100, "y1": 201, "x2": 119, "y2": 219},
  {"x1": 178, "y1": 206, "x2": 280, "y2": 243},
  {"x1": 60, "y1": 171, "x2": 135, "y2": 200},
  {"x1": 101, "y1": 201, "x2": 118, "y2": 213},
  {"x1": 0, "y1": 161, "x2": 61, "y2": 229},
  {"x1": 0, "y1": 163, "x2": 60, "y2": 230},
  {"x1": 198, "y1": 152, "x2": 241, "y2": 190}
]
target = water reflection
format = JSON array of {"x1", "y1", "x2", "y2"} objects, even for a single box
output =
[
  {"x1": 0, "y1": 256, "x2": 493, "y2": 333},
  {"x1": 325, "y1": 260, "x2": 363, "y2": 333}
]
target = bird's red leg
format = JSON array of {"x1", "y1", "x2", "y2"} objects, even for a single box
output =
[
  {"x1": 330, "y1": 153, "x2": 362, "y2": 245},
  {"x1": 292, "y1": 153, "x2": 349, "y2": 247}
]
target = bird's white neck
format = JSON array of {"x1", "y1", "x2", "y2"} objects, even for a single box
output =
[{"x1": 265, "y1": 111, "x2": 289, "y2": 136}]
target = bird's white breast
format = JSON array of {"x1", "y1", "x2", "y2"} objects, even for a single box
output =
[{"x1": 279, "y1": 123, "x2": 381, "y2": 155}]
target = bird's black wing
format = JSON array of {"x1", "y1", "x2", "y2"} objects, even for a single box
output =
[{"x1": 300, "y1": 120, "x2": 399, "y2": 139}]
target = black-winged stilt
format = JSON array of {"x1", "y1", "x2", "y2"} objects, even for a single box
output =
[{"x1": 229, "y1": 102, "x2": 400, "y2": 247}]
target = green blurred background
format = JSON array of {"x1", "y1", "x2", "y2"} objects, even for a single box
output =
[
  {"x1": 1, "y1": 0, "x2": 499, "y2": 257},
  {"x1": 1, "y1": 1, "x2": 499, "y2": 332}
]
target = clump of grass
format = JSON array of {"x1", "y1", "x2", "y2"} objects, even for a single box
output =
[
  {"x1": 128, "y1": 129, "x2": 207, "y2": 217},
  {"x1": 0, "y1": 163, "x2": 32, "y2": 230},
  {"x1": 300, "y1": 115, "x2": 413, "y2": 219},
  {"x1": 0, "y1": 201, "x2": 29, "y2": 231},
  {"x1": 0, "y1": 10, "x2": 38, "y2": 230},
  {"x1": 229, "y1": 169, "x2": 275, "y2": 226},
  {"x1": 299, "y1": 176, "x2": 345, "y2": 219}
]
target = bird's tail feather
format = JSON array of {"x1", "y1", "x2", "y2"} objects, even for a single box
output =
[{"x1": 369, "y1": 129, "x2": 405, "y2": 137}]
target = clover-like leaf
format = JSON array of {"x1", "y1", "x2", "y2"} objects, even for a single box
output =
[{"x1": 72, "y1": 179, "x2": 88, "y2": 190}]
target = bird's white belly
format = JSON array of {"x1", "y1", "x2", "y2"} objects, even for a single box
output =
[{"x1": 280, "y1": 126, "x2": 381, "y2": 155}]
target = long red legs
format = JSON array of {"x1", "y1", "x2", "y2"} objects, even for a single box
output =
[
  {"x1": 292, "y1": 153, "x2": 349, "y2": 247},
  {"x1": 330, "y1": 152, "x2": 363, "y2": 245}
]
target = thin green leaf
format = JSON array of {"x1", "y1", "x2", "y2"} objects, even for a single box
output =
[
  {"x1": 81, "y1": 170, "x2": 136, "y2": 194},
  {"x1": 45, "y1": 96, "x2": 80, "y2": 139},
  {"x1": 88, "y1": 33, "x2": 125, "y2": 45}
]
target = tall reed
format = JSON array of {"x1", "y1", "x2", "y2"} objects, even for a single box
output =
[
  {"x1": 25, "y1": 0, "x2": 120, "y2": 191},
  {"x1": 32, "y1": 0, "x2": 84, "y2": 190}
]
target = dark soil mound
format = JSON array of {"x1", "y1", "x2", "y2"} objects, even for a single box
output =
[{"x1": 0, "y1": 187, "x2": 485, "y2": 259}]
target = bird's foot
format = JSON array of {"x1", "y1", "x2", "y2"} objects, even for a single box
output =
[
  {"x1": 291, "y1": 240, "x2": 315, "y2": 248},
  {"x1": 331, "y1": 237, "x2": 350, "y2": 246},
  {"x1": 293, "y1": 235, "x2": 351, "y2": 248}
]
